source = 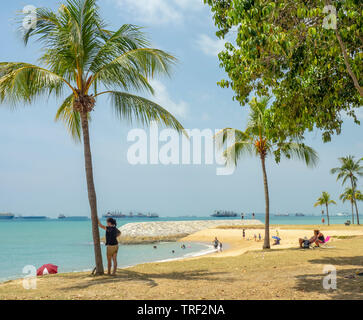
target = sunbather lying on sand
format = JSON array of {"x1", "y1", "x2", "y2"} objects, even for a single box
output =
[{"x1": 299, "y1": 230, "x2": 325, "y2": 248}]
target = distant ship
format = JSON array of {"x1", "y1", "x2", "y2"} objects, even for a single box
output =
[
  {"x1": 0, "y1": 213, "x2": 15, "y2": 220},
  {"x1": 211, "y1": 210, "x2": 238, "y2": 218},
  {"x1": 295, "y1": 213, "x2": 305, "y2": 217},
  {"x1": 17, "y1": 216, "x2": 48, "y2": 220},
  {"x1": 58, "y1": 214, "x2": 89, "y2": 221},
  {"x1": 337, "y1": 213, "x2": 348, "y2": 217},
  {"x1": 103, "y1": 212, "x2": 159, "y2": 219},
  {"x1": 275, "y1": 213, "x2": 289, "y2": 217}
]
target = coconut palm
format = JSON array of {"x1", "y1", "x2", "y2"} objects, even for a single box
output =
[
  {"x1": 339, "y1": 188, "x2": 363, "y2": 224},
  {"x1": 331, "y1": 156, "x2": 363, "y2": 225},
  {"x1": 215, "y1": 96, "x2": 319, "y2": 249},
  {"x1": 0, "y1": 0, "x2": 184, "y2": 275},
  {"x1": 314, "y1": 192, "x2": 336, "y2": 226}
]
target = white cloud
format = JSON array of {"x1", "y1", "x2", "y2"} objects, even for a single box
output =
[
  {"x1": 111, "y1": 0, "x2": 203, "y2": 24},
  {"x1": 149, "y1": 80, "x2": 188, "y2": 118},
  {"x1": 196, "y1": 34, "x2": 226, "y2": 56}
]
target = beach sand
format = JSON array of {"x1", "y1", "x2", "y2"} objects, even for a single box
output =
[
  {"x1": 180, "y1": 225, "x2": 363, "y2": 258},
  {"x1": 1, "y1": 224, "x2": 363, "y2": 300}
]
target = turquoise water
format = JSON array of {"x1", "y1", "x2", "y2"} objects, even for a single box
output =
[{"x1": 0, "y1": 214, "x2": 359, "y2": 282}]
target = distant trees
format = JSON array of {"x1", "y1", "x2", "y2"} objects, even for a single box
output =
[
  {"x1": 331, "y1": 156, "x2": 363, "y2": 225},
  {"x1": 314, "y1": 192, "x2": 336, "y2": 226}
]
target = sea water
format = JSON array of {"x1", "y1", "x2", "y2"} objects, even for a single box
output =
[{"x1": 0, "y1": 214, "x2": 358, "y2": 282}]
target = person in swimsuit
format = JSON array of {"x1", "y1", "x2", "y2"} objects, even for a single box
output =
[
  {"x1": 98, "y1": 217, "x2": 121, "y2": 275},
  {"x1": 299, "y1": 230, "x2": 325, "y2": 248}
]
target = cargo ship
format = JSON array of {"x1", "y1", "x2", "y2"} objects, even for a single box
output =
[
  {"x1": 58, "y1": 214, "x2": 89, "y2": 221},
  {"x1": 0, "y1": 213, "x2": 15, "y2": 220},
  {"x1": 17, "y1": 216, "x2": 48, "y2": 220},
  {"x1": 211, "y1": 210, "x2": 238, "y2": 218},
  {"x1": 295, "y1": 213, "x2": 305, "y2": 217},
  {"x1": 103, "y1": 211, "x2": 159, "y2": 219},
  {"x1": 275, "y1": 213, "x2": 289, "y2": 217}
]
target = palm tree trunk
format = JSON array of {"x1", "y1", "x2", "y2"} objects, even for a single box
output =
[
  {"x1": 354, "y1": 200, "x2": 360, "y2": 225},
  {"x1": 326, "y1": 204, "x2": 330, "y2": 226},
  {"x1": 260, "y1": 155, "x2": 270, "y2": 249},
  {"x1": 351, "y1": 201, "x2": 355, "y2": 224},
  {"x1": 350, "y1": 176, "x2": 360, "y2": 225},
  {"x1": 80, "y1": 111, "x2": 104, "y2": 275}
]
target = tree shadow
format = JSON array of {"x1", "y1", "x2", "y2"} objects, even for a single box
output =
[
  {"x1": 60, "y1": 269, "x2": 234, "y2": 291},
  {"x1": 294, "y1": 256, "x2": 363, "y2": 300}
]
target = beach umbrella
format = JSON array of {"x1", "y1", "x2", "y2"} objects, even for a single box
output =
[{"x1": 37, "y1": 264, "x2": 58, "y2": 276}]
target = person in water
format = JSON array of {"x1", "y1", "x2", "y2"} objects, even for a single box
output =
[{"x1": 98, "y1": 217, "x2": 121, "y2": 275}]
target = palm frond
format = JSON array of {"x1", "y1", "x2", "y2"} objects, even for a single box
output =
[
  {"x1": 281, "y1": 142, "x2": 319, "y2": 168},
  {"x1": 55, "y1": 94, "x2": 82, "y2": 142},
  {"x1": 0, "y1": 62, "x2": 69, "y2": 105},
  {"x1": 90, "y1": 48, "x2": 176, "y2": 93},
  {"x1": 101, "y1": 91, "x2": 184, "y2": 134}
]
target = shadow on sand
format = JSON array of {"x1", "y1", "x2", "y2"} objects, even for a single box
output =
[
  {"x1": 294, "y1": 256, "x2": 363, "y2": 300},
  {"x1": 60, "y1": 269, "x2": 235, "y2": 291}
]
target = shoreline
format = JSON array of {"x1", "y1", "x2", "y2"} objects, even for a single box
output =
[
  {"x1": 1, "y1": 224, "x2": 363, "y2": 300},
  {"x1": 0, "y1": 241, "x2": 215, "y2": 284},
  {"x1": 2, "y1": 223, "x2": 363, "y2": 284}
]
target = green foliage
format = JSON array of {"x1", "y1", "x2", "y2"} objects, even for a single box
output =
[
  {"x1": 215, "y1": 96, "x2": 319, "y2": 166},
  {"x1": 340, "y1": 188, "x2": 363, "y2": 203},
  {"x1": 331, "y1": 155, "x2": 363, "y2": 187},
  {"x1": 204, "y1": 0, "x2": 363, "y2": 142},
  {"x1": 314, "y1": 191, "x2": 336, "y2": 207},
  {"x1": 0, "y1": 0, "x2": 183, "y2": 141}
]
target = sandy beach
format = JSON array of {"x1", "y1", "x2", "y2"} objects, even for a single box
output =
[
  {"x1": 180, "y1": 225, "x2": 363, "y2": 258},
  {"x1": 1, "y1": 224, "x2": 363, "y2": 300}
]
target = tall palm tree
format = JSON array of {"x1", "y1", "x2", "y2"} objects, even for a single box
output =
[
  {"x1": 331, "y1": 156, "x2": 363, "y2": 225},
  {"x1": 215, "y1": 96, "x2": 318, "y2": 249},
  {"x1": 314, "y1": 192, "x2": 336, "y2": 226},
  {"x1": 339, "y1": 188, "x2": 363, "y2": 224},
  {"x1": 0, "y1": 0, "x2": 184, "y2": 275}
]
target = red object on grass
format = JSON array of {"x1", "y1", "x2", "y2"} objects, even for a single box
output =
[{"x1": 37, "y1": 264, "x2": 58, "y2": 276}]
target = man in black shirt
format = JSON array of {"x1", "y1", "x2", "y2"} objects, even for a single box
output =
[{"x1": 98, "y1": 218, "x2": 121, "y2": 275}]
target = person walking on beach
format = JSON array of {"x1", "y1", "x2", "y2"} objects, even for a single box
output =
[
  {"x1": 219, "y1": 242, "x2": 223, "y2": 252},
  {"x1": 242, "y1": 229, "x2": 246, "y2": 240},
  {"x1": 98, "y1": 218, "x2": 121, "y2": 276},
  {"x1": 259, "y1": 233, "x2": 262, "y2": 241},
  {"x1": 213, "y1": 237, "x2": 219, "y2": 250}
]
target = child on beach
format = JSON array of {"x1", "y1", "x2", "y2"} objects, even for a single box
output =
[
  {"x1": 219, "y1": 242, "x2": 223, "y2": 252},
  {"x1": 254, "y1": 234, "x2": 257, "y2": 241},
  {"x1": 98, "y1": 218, "x2": 121, "y2": 276},
  {"x1": 258, "y1": 233, "x2": 262, "y2": 241}
]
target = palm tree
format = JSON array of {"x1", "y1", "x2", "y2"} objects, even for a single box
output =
[
  {"x1": 331, "y1": 156, "x2": 363, "y2": 225},
  {"x1": 0, "y1": 0, "x2": 184, "y2": 275},
  {"x1": 314, "y1": 192, "x2": 336, "y2": 226},
  {"x1": 215, "y1": 96, "x2": 318, "y2": 249},
  {"x1": 339, "y1": 188, "x2": 363, "y2": 224}
]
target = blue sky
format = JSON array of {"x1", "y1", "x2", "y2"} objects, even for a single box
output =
[{"x1": 0, "y1": 0, "x2": 362, "y2": 217}]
